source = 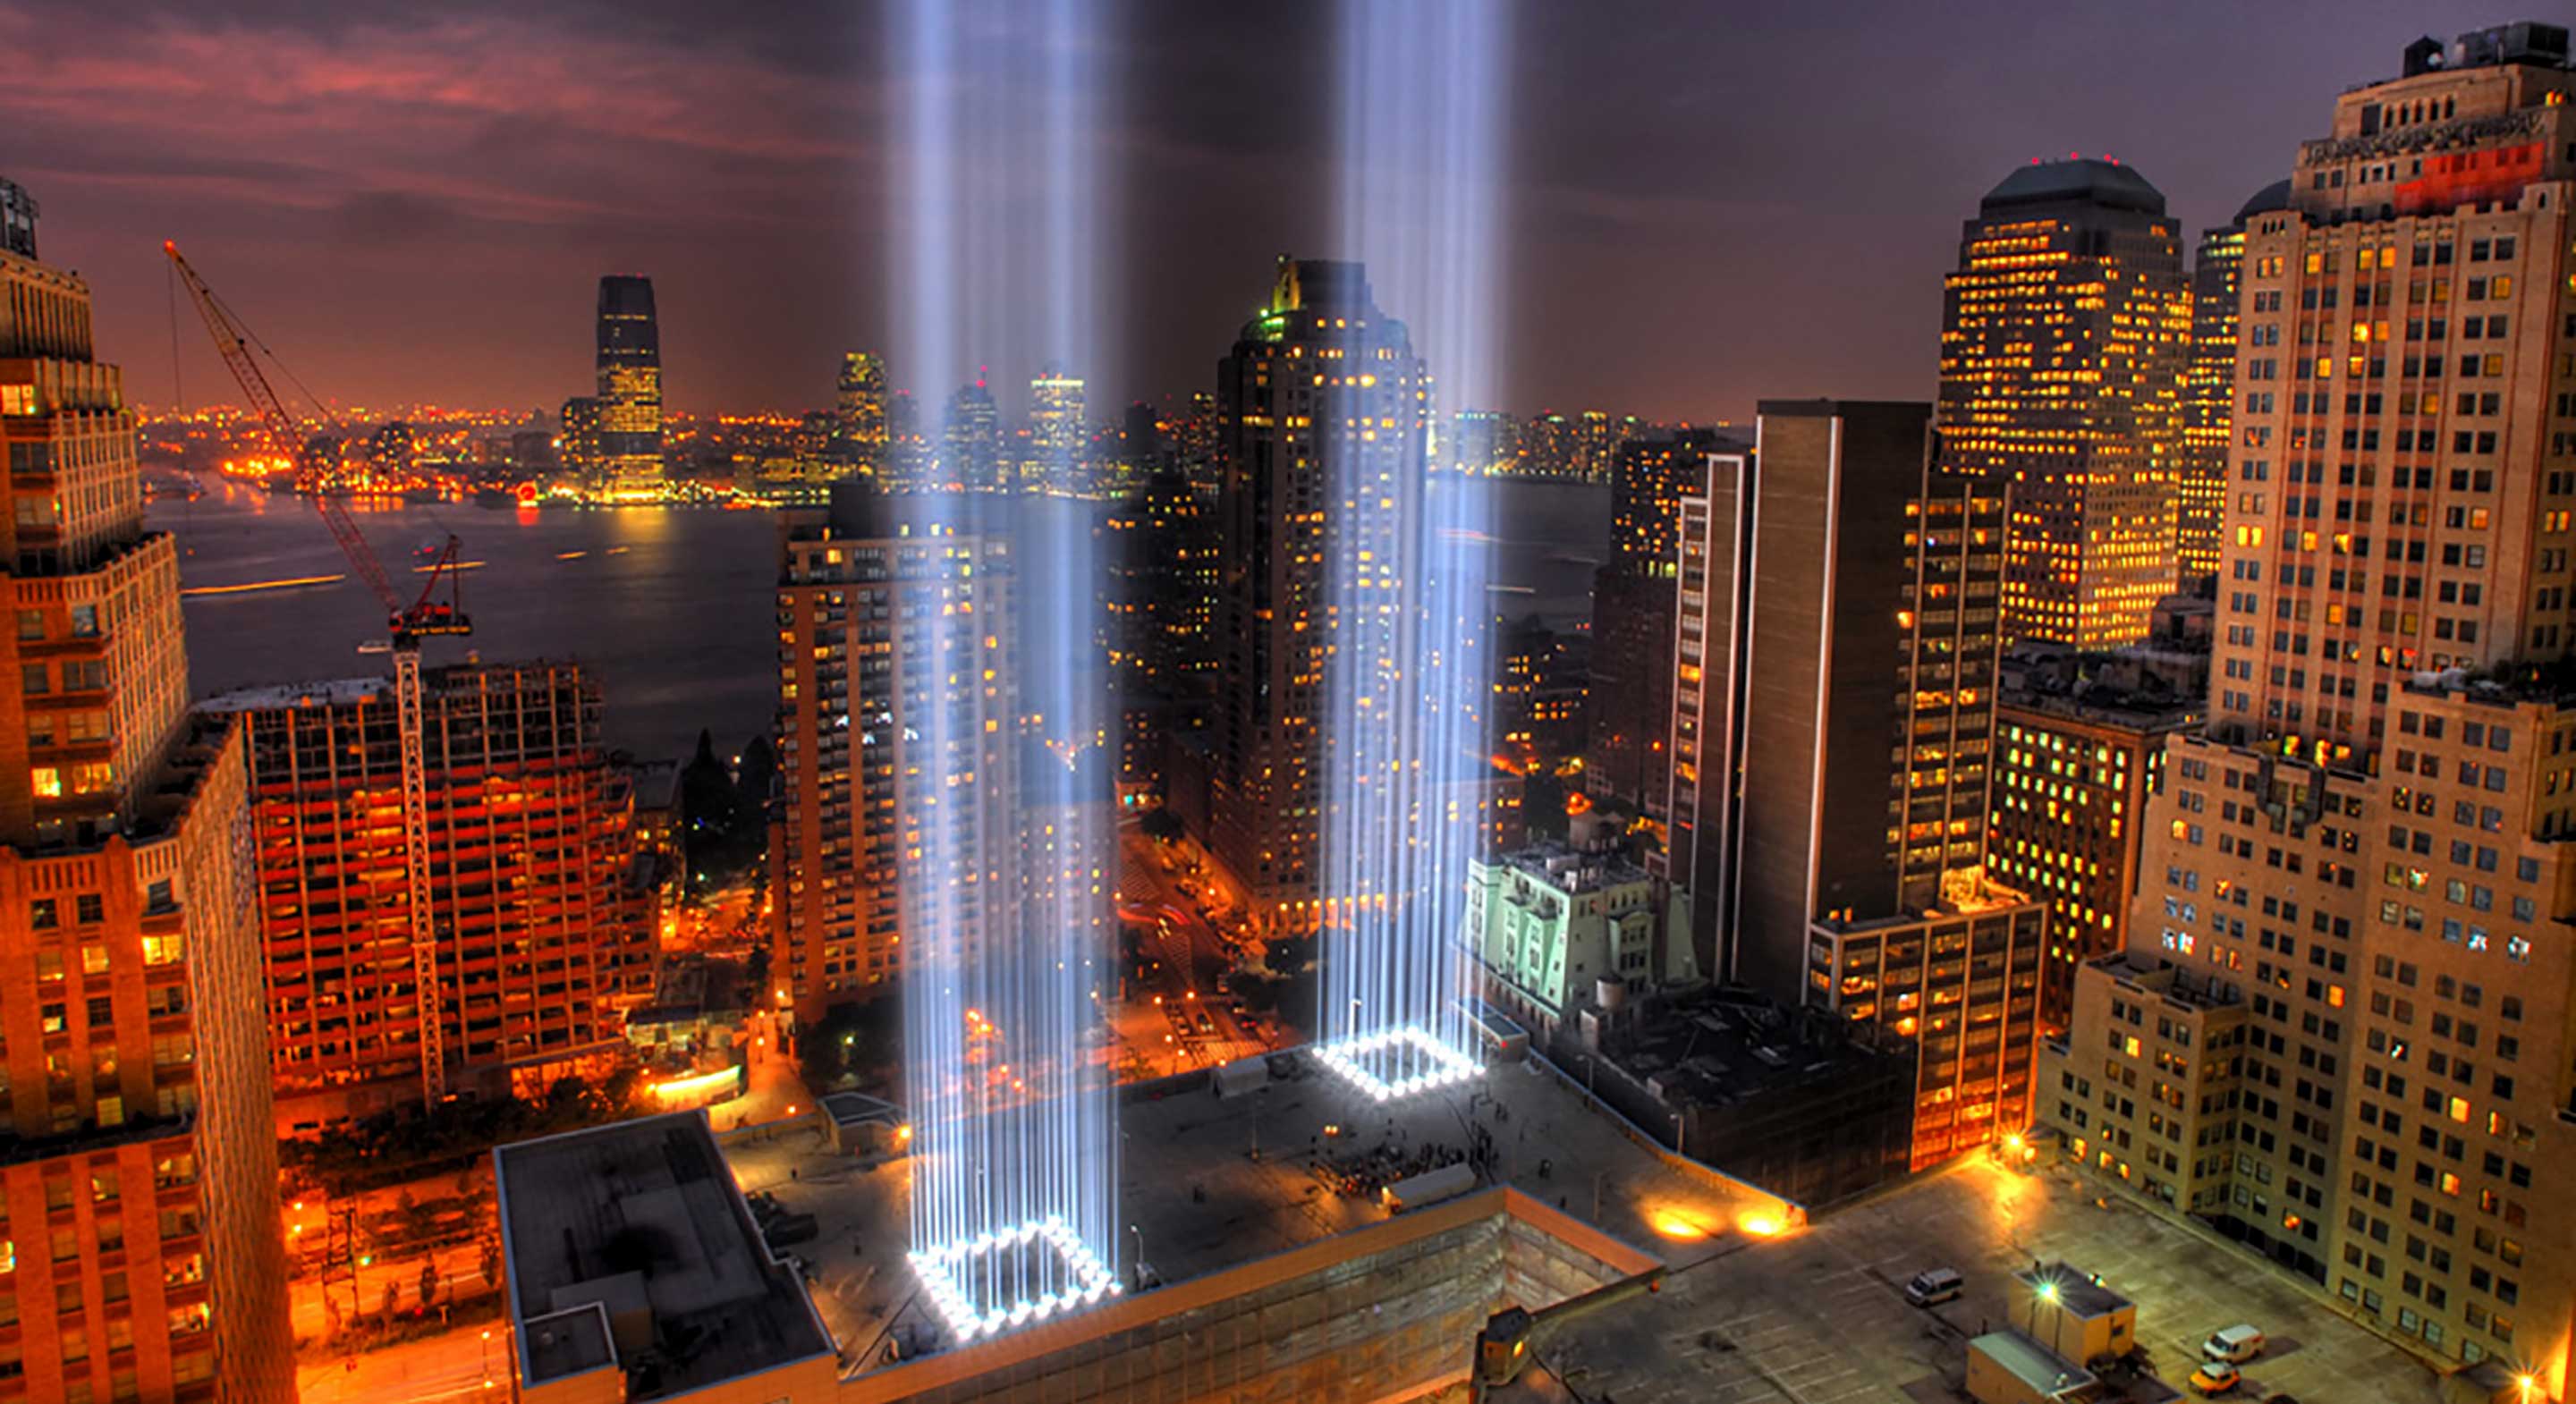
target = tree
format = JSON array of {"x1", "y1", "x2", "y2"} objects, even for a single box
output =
[
  {"x1": 601, "y1": 1065, "x2": 646, "y2": 1115},
  {"x1": 543, "y1": 1071, "x2": 589, "y2": 1118},
  {"x1": 680, "y1": 729, "x2": 743, "y2": 883},
  {"x1": 419, "y1": 1258, "x2": 441, "y2": 1309},
  {"x1": 1261, "y1": 931, "x2": 1318, "y2": 977},
  {"x1": 378, "y1": 1280, "x2": 399, "y2": 1320},
  {"x1": 1138, "y1": 807, "x2": 1184, "y2": 842},
  {"x1": 735, "y1": 734, "x2": 778, "y2": 815}
]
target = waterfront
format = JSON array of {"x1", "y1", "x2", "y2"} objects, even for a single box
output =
[{"x1": 153, "y1": 477, "x2": 1611, "y2": 763}]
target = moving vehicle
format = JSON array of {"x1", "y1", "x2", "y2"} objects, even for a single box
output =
[
  {"x1": 2189, "y1": 1363, "x2": 2241, "y2": 1396},
  {"x1": 1902, "y1": 1267, "x2": 1963, "y2": 1307},
  {"x1": 2202, "y1": 1324, "x2": 2265, "y2": 1364}
]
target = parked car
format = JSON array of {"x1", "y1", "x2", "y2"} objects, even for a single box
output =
[
  {"x1": 2188, "y1": 1363, "x2": 2241, "y2": 1397},
  {"x1": 1902, "y1": 1267, "x2": 1962, "y2": 1307},
  {"x1": 2202, "y1": 1324, "x2": 2265, "y2": 1364}
]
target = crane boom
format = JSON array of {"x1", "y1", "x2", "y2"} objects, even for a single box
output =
[
  {"x1": 163, "y1": 241, "x2": 470, "y2": 639},
  {"x1": 165, "y1": 240, "x2": 459, "y2": 1103}
]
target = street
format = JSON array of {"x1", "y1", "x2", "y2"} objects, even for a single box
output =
[
  {"x1": 1114, "y1": 821, "x2": 1282, "y2": 1078},
  {"x1": 295, "y1": 1322, "x2": 508, "y2": 1404}
]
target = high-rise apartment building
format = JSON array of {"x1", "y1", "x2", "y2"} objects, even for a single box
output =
[
  {"x1": 1938, "y1": 158, "x2": 2190, "y2": 648},
  {"x1": 2046, "y1": 24, "x2": 2576, "y2": 1376},
  {"x1": 0, "y1": 185, "x2": 292, "y2": 1403},
  {"x1": 769, "y1": 486, "x2": 1016, "y2": 1016},
  {"x1": 1105, "y1": 468, "x2": 1216, "y2": 795},
  {"x1": 2182, "y1": 182, "x2": 2294, "y2": 580},
  {"x1": 1026, "y1": 367, "x2": 1087, "y2": 493},
  {"x1": 1584, "y1": 429, "x2": 1738, "y2": 816},
  {"x1": 835, "y1": 351, "x2": 889, "y2": 480},
  {"x1": 1207, "y1": 259, "x2": 1417, "y2": 930},
  {"x1": 593, "y1": 275, "x2": 665, "y2": 502},
  {"x1": 201, "y1": 662, "x2": 653, "y2": 1130},
  {"x1": 1103, "y1": 469, "x2": 1214, "y2": 696}
]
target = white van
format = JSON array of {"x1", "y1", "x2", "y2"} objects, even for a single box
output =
[
  {"x1": 1903, "y1": 1267, "x2": 1964, "y2": 1307},
  {"x1": 2201, "y1": 1324, "x2": 2265, "y2": 1363}
]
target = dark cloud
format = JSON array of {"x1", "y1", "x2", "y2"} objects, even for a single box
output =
[{"x1": 0, "y1": 0, "x2": 2522, "y2": 420}]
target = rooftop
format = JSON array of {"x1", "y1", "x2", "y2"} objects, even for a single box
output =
[
  {"x1": 2016, "y1": 1261, "x2": 2133, "y2": 1319},
  {"x1": 198, "y1": 675, "x2": 390, "y2": 714},
  {"x1": 2086, "y1": 952, "x2": 2245, "y2": 1016},
  {"x1": 1974, "y1": 1328, "x2": 2101, "y2": 1400},
  {"x1": 1584, "y1": 985, "x2": 1900, "y2": 1114},
  {"x1": 719, "y1": 1043, "x2": 1790, "y2": 1380},
  {"x1": 496, "y1": 1112, "x2": 833, "y2": 1400},
  {"x1": 1981, "y1": 157, "x2": 2166, "y2": 216},
  {"x1": 1489, "y1": 840, "x2": 1652, "y2": 896},
  {"x1": 2233, "y1": 177, "x2": 2295, "y2": 225}
]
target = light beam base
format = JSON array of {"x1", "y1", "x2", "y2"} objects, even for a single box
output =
[
  {"x1": 909, "y1": 1216, "x2": 1121, "y2": 1343},
  {"x1": 1313, "y1": 1026, "x2": 1482, "y2": 1103}
]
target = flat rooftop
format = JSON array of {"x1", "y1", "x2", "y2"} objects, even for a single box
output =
[
  {"x1": 497, "y1": 1111, "x2": 833, "y2": 1400},
  {"x1": 2017, "y1": 1260, "x2": 2132, "y2": 1318},
  {"x1": 1977, "y1": 1328, "x2": 2100, "y2": 1398},
  {"x1": 1590, "y1": 985, "x2": 1899, "y2": 1111},
  {"x1": 720, "y1": 1045, "x2": 1789, "y2": 1377},
  {"x1": 199, "y1": 676, "x2": 389, "y2": 712},
  {"x1": 1490, "y1": 840, "x2": 1652, "y2": 895}
]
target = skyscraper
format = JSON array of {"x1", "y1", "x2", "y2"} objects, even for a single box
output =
[
  {"x1": 1208, "y1": 258, "x2": 1421, "y2": 931},
  {"x1": 2182, "y1": 182, "x2": 2295, "y2": 580},
  {"x1": 940, "y1": 377, "x2": 1004, "y2": 492},
  {"x1": 769, "y1": 486, "x2": 1015, "y2": 1017},
  {"x1": 1654, "y1": 400, "x2": 2043, "y2": 1170},
  {"x1": 1726, "y1": 402, "x2": 2020, "y2": 991},
  {"x1": 0, "y1": 183, "x2": 292, "y2": 1402},
  {"x1": 835, "y1": 351, "x2": 890, "y2": 480},
  {"x1": 1938, "y1": 158, "x2": 2191, "y2": 647},
  {"x1": 1583, "y1": 428, "x2": 1740, "y2": 816},
  {"x1": 203, "y1": 662, "x2": 654, "y2": 1129},
  {"x1": 1026, "y1": 366, "x2": 1087, "y2": 494},
  {"x1": 594, "y1": 274, "x2": 665, "y2": 503},
  {"x1": 2046, "y1": 23, "x2": 2576, "y2": 1367}
]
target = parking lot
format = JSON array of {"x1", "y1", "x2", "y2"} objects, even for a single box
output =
[{"x1": 1509, "y1": 1156, "x2": 2446, "y2": 1403}]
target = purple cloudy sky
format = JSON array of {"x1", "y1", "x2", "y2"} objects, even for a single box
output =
[{"x1": 0, "y1": 0, "x2": 2522, "y2": 420}]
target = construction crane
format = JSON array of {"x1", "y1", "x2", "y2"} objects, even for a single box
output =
[{"x1": 165, "y1": 241, "x2": 469, "y2": 1104}]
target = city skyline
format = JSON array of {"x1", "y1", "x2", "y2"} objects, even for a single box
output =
[
  {"x1": 0, "y1": 0, "x2": 2525, "y2": 420},
  {"x1": 13, "y1": 6, "x2": 2576, "y2": 1400}
]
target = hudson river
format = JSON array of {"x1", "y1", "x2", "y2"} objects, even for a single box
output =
[{"x1": 152, "y1": 479, "x2": 1611, "y2": 764}]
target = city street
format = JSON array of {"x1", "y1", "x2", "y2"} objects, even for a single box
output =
[
  {"x1": 1114, "y1": 822, "x2": 1280, "y2": 1078},
  {"x1": 295, "y1": 1321, "x2": 508, "y2": 1404}
]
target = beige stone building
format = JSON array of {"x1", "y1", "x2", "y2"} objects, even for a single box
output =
[{"x1": 2046, "y1": 23, "x2": 2576, "y2": 1383}]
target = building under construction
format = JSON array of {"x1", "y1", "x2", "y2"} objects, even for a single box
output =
[{"x1": 203, "y1": 660, "x2": 655, "y2": 1133}]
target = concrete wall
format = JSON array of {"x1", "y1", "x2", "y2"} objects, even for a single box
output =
[{"x1": 837, "y1": 1189, "x2": 1656, "y2": 1404}]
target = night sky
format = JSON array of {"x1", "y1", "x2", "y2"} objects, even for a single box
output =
[{"x1": 0, "y1": 0, "x2": 2526, "y2": 422}]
